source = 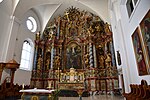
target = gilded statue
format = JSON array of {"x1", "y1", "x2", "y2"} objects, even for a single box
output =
[
  {"x1": 37, "y1": 55, "x2": 42, "y2": 70},
  {"x1": 104, "y1": 22, "x2": 111, "y2": 34},
  {"x1": 54, "y1": 56, "x2": 60, "y2": 69},
  {"x1": 98, "y1": 55, "x2": 105, "y2": 68},
  {"x1": 105, "y1": 53, "x2": 112, "y2": 67},
  {"x1": 46, "y1": 58, "x2": 50, "y2": 70},
  {"x1": 95, "y1": 25, "x2": 101, "y2": 32},
  {"x1": 36, "y1": 32, "x2": 40, "y2": 40},
  {"x1": 65, "y1": 11, "x2": 70, "y2": 22},
  {"x1": 107, "y1": 68, "x2": 113, "y2": 77},
  {"x1": 84, "y1": 53, "x2": 89, "y2": 67}
]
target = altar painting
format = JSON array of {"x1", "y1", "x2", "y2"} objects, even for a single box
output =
[{"x1": 66, "y1": 43, "x2": 81, "y2": 69}]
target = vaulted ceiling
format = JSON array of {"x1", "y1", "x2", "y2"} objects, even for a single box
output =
[{"x1": 13, "y1": 0, "x2": 109, "y2": 31}]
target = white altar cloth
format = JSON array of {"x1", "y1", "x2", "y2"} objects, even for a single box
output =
[{"x1": 19, "y1": 88, "x2": 54, "y2": 93}]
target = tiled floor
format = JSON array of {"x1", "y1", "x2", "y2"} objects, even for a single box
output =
[{"x1": 59, "y1": 95, "x2": 124, "y2": 100}]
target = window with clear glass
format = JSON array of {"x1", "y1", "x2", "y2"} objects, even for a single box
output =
[
  {"x1": 26, "y1": 16, "x2": 37, "y2": 32},
  {"x1": 126, "y1": 0, "x2": 140, "y2": 18},
  {"x1": 134, "y1": 0, "x2": 138, "y2": 5},
  {"x1": 20, "y1": 40, "x2": 33, "y2": 70},
  {"x1": 0, "y1": 0, "x2": 4, "y2": 3},
  {"x1": 126, "y1": 0, "x2": 134, "y2": 17}
]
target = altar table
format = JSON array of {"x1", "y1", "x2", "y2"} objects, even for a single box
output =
[{"x1": 20, "y1": 88, "x2": 55, "y2": 100}]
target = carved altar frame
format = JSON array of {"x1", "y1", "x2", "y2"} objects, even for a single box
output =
[{"x1": 30, "y1": 6, "x2": 119, "y2": 94}]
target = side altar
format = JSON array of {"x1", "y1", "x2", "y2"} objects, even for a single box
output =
[{"x1": 30, "y1": 6, "x2": 119, "y2": 95}]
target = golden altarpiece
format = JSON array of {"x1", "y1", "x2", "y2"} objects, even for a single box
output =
[{"x1": 30, "y1": 7, "x2": 119, "y2": 94}]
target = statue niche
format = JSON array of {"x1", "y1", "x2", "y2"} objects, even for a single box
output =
[{"x1": 66, "y1": 43, "x2": 81, "y2": 69}]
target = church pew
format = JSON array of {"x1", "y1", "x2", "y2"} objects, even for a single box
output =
[
  {"x1": 125, "y1": 84, "x2": 137, "y2": 100},
  {"x1": 0, "y1": 81, "x2": 30, "y2": 99},
  {"x1": 130, "y1": 85, "x2": 140, "y2": 100},
  {"x1": 136, "y1": 85, "x2": 150, "y2": 100},
  {"x1": 123, "y1": 84, "x2": 135, "y2": 100},
  {"x1": 124, "y1": 80, "x2": 150, "y2": 100},
  {"x1": 135, "y1": 85, "x2": 145, "y2": 100}
]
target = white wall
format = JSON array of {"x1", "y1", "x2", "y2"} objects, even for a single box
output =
[
  {"x1": 0, "y1": 3, "x2": 41, "y2": 85},
  {"x1": 14, "y1": 69, "x2": 32, "y2": 85},
  {"x1": 109, "y1": 0, "x2": 150, "y2": 93},
  {"x1": 0, "y1": 0, "x2": 13, "y2": 62},
  {"x1": 0, "y1": 0, "x2": 15, "y2": 84},
  {"x1": 13, "y1": 10, "x2": 41, "y2": 85}
]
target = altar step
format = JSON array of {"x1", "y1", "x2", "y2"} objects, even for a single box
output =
[{"x1": 59, "y1": 90, "x2": 90, "y2": 97}]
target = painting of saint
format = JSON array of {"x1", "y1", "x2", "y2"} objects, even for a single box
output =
[
  {"x1": 140, "y1": 10, "x2": 150, "y2": 71},
  {"x1": 66, "y1": 43, "x2": 82, "y2": 69},
  {"x1": 132, "y1": 28, "x2": 148, "y2": 76}
]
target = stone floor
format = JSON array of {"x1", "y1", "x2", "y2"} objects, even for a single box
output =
[
  {"x1": 15, "y1": 95, "x2": 124, "y2": 100},
  {"x1": 59, "y1": 95, "x2": 125, "y2": 100}
]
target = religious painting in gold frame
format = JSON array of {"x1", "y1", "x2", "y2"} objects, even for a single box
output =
[
  {"x1": 132, "y1": 27, "x2": 149, "y2": 76},
  {"x1": 140, "y1": 10, "x2": 150, "y2": 73},
  {"x1": 66, "y1": 42, "x2": 82, "y2": 69}
]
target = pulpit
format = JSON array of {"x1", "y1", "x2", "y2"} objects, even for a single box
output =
[
  {"x1": 5, "y1": 59, "x2": 19, "y2": 86},
  {"x1": 0, "y1": 59, "x2": 19, "y2": 99}
]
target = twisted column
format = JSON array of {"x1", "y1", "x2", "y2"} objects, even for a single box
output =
[{"x1": 89, "y1": 43, "x2": 94, "y2": 68}]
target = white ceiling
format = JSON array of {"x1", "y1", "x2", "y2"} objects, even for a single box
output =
[{"x1": 13, "y1": 0, "x2": 110, "y2": 32}]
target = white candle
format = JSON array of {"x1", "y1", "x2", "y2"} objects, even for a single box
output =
[
  {"x1": 22, "y1": 83, "x2": 24, "y2": 89},
  {"x1": 49, "y1": 83, "x2": 51, "y2": 88}
]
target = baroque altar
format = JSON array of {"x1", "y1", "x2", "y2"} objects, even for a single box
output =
[{"x1": 30, "y1": 6, "x2": 119, "y2": 94}]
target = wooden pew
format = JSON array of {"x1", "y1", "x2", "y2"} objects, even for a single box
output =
[
  {"x1": 123, "y1": 84, "x2": 135, "y2": 100},
  {"x1": 124, "y1": 80, "x2": 150, "y2": 100},
  {"x1": 136, "y1": 85, "x2": 150, "y2": 100},
  {"x1": 130, "y1": 84, "x2": 140, "y2": 100},
  {"x1": 135, "y1": 84, "x2": 145, "y2": 100}
]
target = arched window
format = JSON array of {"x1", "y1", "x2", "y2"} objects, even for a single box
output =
[{"x1": 20, "y1": 39, "x2": 34, "y2": 70}]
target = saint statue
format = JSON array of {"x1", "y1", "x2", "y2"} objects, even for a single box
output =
[
  {"x1": 54, "y1": 56, "x2": 60, "y2": 69},
  {"x1": 98, "y1": 55, "x2": 105, "y2": 68},
  {"x1": 105, "y1": 53, "x2": 112, "y2": 67},
  {"x1": 46, "y1": 58, "x2": 50, "y2": 70},
  {"x1": 84, "y1": 53, "x2": 89, "y2": 67},
  {"x1": 104, "y1": 22, "x2": 112, "y2": 35},
  {"x1": 37, "y1": 55, "x2": 42, "y2": 70}
]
